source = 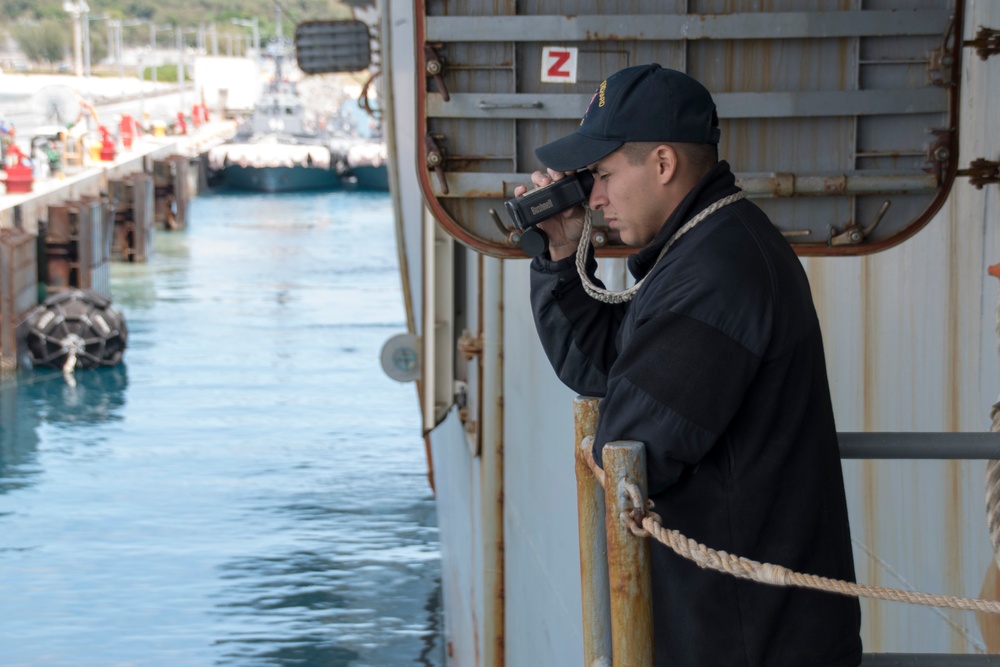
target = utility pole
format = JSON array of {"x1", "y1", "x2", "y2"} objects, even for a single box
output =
[
  {"x1": 62, "y1": 0, "x2": 89, "y2": 77},
  {"x1": 175, "y1": 26, "x2": 198, "y2": 111},
  {"x1": 231, "y1": 17, "x2": 260, "y2": 65},
  {"x1": 176, "y1": 26, "x2": 185, "y2": 110},
  {"x1": 150, "y1": 23, "x2": 157, "y2": 86}
]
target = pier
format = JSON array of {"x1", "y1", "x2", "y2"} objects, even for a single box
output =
[{"x1": 0, "y1": 119, "x2": 236, "y2": 372}]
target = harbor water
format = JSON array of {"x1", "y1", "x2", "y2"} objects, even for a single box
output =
[{"x1": 0, "y1": 190, "x2": 443, "y2": 666}]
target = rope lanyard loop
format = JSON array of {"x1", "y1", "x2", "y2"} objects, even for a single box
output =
[{"x1": 576, "y1": 191, "x2": 746, "y2": 304}]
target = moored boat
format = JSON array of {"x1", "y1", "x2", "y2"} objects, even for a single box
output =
[
  {"x1": 344, "y1": 140, "x2": 388, "y2": 191},
  {"x1": 206, "y1": 27, "x2": 347, "y2": 193},
  {"x1": 207, "y1": 139, "x2": 342, "y2": 193}
]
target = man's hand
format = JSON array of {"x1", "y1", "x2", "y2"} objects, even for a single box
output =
[{"x1": 513, "y1": 169, "x2": 586, "y2": 261}]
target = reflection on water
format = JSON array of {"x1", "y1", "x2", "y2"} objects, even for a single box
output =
[
  {"x1": 0, "y1": 366, "x2": 129, "y2": 494},
  {"x1": 0, "y1": 190, "x2": 442, "y2": 666}
]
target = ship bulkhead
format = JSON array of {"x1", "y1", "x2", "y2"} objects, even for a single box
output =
[{"x1": 374, "y1": 0, "x2": 1000, "y2": 663}]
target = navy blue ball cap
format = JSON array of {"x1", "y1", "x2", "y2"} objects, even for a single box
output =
[{"x1": 535, "y1": 64, "x2": 721, "y2": 172}]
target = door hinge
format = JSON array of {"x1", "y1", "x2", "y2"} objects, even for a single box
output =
[
  {"x1": 964, "y1": 27, "x2": 1000, "y2": 61},
  {"x1": 957, "y1": 159, "x2": 1000, "y2": 189}
]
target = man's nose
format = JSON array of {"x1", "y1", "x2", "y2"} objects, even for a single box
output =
[{"x1": 588, "y1": 180, "x2": 606, "y2": 210}]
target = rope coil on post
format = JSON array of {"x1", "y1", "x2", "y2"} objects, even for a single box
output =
[{"x1": 581, "y1": 439, "x2": 1000, "y2": 615}]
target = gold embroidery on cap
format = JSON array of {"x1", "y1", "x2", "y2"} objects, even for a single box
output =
[{"x1": 598, "y1": 80, "x2": 607, "y2": 107}]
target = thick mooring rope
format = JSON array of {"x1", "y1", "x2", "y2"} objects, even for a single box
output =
[
  {"x1": 986, "y1": 265, "x2": 1000, "y2": 565},
  {"x1": 581, "y1": 437, "x2": 1000, "y2": 614},
  {"x1": 576, "y1": 191, "x2": 746, "y2": 304},
  {"x1": 987, "y1": 406, "x2": 1000, "y2": 563}
]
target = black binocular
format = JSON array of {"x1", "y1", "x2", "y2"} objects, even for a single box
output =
[{"x1": 503, "y1": 170, "x2": 595, "y2": 257}]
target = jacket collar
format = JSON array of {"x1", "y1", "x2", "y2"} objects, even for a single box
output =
[{"x1": 627, "y1": 160, "x2": 740, "y2": 280}]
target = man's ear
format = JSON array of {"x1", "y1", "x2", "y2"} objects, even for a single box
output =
[{"x1": 654, "y1": 144, "x2": 678, "y2": 184}]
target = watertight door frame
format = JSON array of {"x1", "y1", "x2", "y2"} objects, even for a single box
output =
[{"x1": 415, "y1": 1, "x2": 964, "y2": 258}]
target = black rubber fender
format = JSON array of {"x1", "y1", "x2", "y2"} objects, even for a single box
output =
[{"x1": 25, "y1": 289, "x2": 128, "y2": 369}]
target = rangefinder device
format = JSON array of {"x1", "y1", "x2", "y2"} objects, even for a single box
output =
[{"x1": 503, "y1": 170, "x2": 595, "y2": 257}]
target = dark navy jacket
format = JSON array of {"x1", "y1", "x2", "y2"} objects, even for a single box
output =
[{"x1": 530, "y1": 161, "x2": 862, "y2": 667}]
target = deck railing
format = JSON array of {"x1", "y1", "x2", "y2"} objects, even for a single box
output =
[{"x1": 573, "y1": 396, "x2": 1000, "y2": 667}]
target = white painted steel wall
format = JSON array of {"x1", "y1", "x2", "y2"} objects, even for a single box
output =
[
  {"x1": 503, "y1": 262, "x2": 585, "y2": 667},
  {"x1": 403, "y1": 0, "x2": 1000, "y2": 662},
  {"x1": 381, "y1": 0, "x2": 422, "y2": 338},
  {"x1": 803, "y1": 1, "x2": 1000, "y2": 652}
]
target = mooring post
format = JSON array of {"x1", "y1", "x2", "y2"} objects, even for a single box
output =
[
  {"x1": 603, "y1": 440, "x2": 654, "y2": 667},
  {"x1": 573, "y1": 396, "x2": 612, "y2": 666}
]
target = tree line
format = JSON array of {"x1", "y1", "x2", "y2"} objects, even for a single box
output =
[{"x1": 2, "y1": 0, "x2": 362, "y2": 69}]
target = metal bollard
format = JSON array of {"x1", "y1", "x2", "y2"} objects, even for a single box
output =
[
  {"x1": 573, "y1": 396, "x2": 612, "y2": 666},
  {"x1": 603, "y1": 441, "x2": 654, "y2": 666}
]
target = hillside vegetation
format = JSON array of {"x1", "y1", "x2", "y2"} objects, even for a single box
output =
[{"x1": 2, "y1": 0, "x2": 368, "y2": 66}]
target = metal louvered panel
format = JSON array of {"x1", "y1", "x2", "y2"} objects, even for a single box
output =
[{"x1": 417, "y1": 1, "x2": 963, "y2": 257}]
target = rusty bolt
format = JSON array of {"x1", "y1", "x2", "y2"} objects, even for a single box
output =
[
  {"x1": 427, "y1": 151, "x2": 442, "y2": 167},
  {"x1": 936, "y1": 147, "x2": 951, "y2": 161},
  {"x1": 457, "y1": 330, "x2": 483, "y2": 360},
  {"x1": 592, "y1": 231, "x2": 607, "y2": 247},
  {"x1": 427, "y1": 61, "x2": 441, "y2": 76}
]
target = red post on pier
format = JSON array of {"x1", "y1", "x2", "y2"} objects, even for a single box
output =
[
  {"x1": 119, "y1": 114, "x2": 135, "y2": 150},
  {"x1": 98, "y1": 126, "x2": 116, "y2": 161},
  {"x1": 2, "y1": 144, "x2": 34, "y2": 193}
]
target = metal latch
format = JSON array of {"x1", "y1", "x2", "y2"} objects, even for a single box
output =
[
  {"x1": 928, "y1": 15, "x2": 959, "y2": 86},
  {"x1": 957, "y1": 159, "x2": 1000, "y2": 189},
  {"x1": 830, "y1": 201, "x2": 890, "y2": 246},
  {"x1": 964, "y1": 27, "x2": 1000, "y2": 61},
  {"x1": 424, "y1": 133, "x2": 449, "y2": 194},
  {"x1": 424, "y1": 44, "x2": 450, "y2": 101}
]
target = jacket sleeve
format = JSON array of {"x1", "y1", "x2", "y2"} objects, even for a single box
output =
[
  {"x1": 529, "y1": 248, "x2": 629, "y2": 398},
  {"x1": 593, "y1": 267, "x2": 770, "y2": 496}
]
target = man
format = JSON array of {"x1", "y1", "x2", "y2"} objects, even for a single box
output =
[{"x1": 517, "y1": 64, "x2": 862, "y2": 666}]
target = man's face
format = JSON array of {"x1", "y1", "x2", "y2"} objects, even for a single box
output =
[{"x1": 587, "y1": 148, "x2": 668, "y2": 247}]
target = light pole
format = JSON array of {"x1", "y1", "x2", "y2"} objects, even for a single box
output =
[
  {"x1": 122, "y1": 20, "x2": 149, "y2": 114},
  {"x1": 175, "y1": 26, "x2": 198, "y2": 111},
  {"x1": 109, "y1": 19, "x2": 124, "y2": 80},
  {"x1": 62, "y1": 0, "x2": 89, "y2": 77},
  {"x1": 231, "y1": 17, "x2": 259, "y2": 65},
  {"x1": 147, "y1": 24, "x2": 171, "y2": 86},
  {"x1": 83, "y1": 12, "x2": 109, "y2": 82}
]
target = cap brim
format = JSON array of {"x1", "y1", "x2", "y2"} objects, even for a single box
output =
[{"x1": 534, "y1": 133, "x2": 623, "y2": 172}]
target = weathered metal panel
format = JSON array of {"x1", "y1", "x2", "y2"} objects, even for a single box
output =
[
  {"x1": 502, "y1": 263, "x2": 585, "y2": 667},
  {"x1": 151, "y1": 156, "x2": 189, "y2": 230},
  {"x1": 801, "y1": 1, "x2": 1000, "y2": 653},
  {"x1": 44, "y1": 199, "x2": 110, "y2": 297},
  {"x1": 385, "y1": 0, "x2": 1000, "y2": 663},
  {"x1": 73, "y1": 199, "x2": 110, "y2": 295},
  {"x1": 428, "y1": 407, "x2": 481, "y2": 667},
  {"x1": 417, "y1": 0, "x2": 961, "y2": 257},
  {"x1": 0, "y1": 228, "x2": 37, "y2": 371},
  {"x1": 110, "y1": 175, "x2": 155, "y2": 263},
  {"x1": 295, "y1": 19, "x2": 372, "y2": 74},
  {"x1": 131, "y1": 174, "x2": 155, "y2": 262}
]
